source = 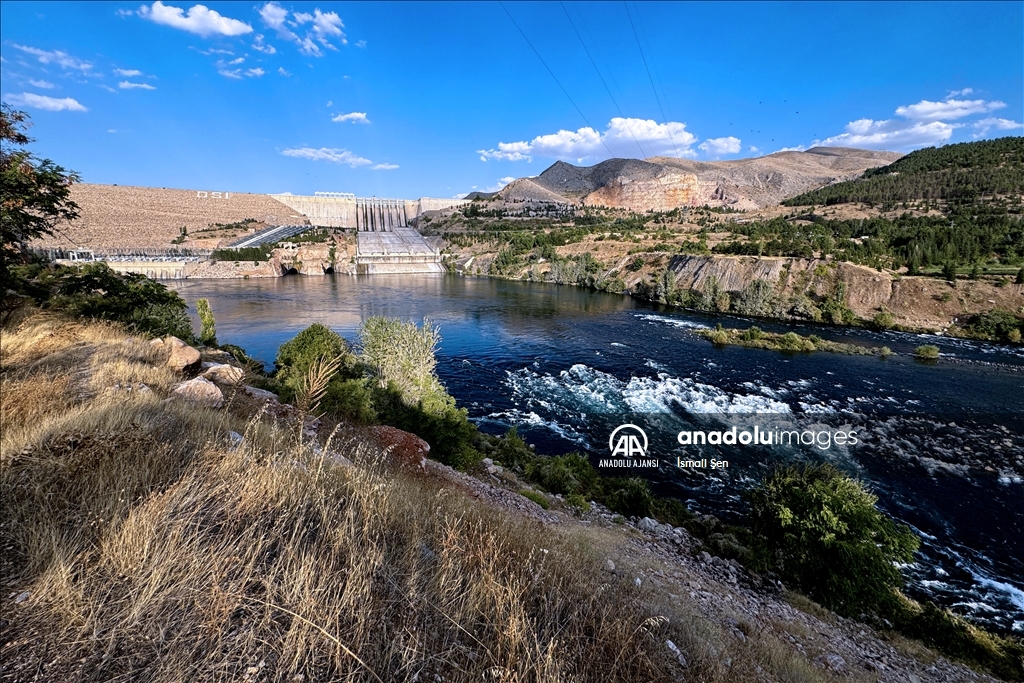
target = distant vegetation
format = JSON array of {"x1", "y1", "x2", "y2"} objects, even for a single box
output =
[
  {"x1": 211, "y1": 245, "x2": 273, "y2": 262},
  {"x1": 784, "y1": 137, "x2": 1024, "y2": 206}
]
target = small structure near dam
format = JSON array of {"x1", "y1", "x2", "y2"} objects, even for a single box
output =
[{"x1": 355, "y1": 228, "x2": 444, "y2": 274}]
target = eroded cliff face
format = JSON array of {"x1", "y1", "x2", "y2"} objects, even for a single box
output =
[
  {"x1": 664, "y1": 255, "x2": 1023, "y2": 329},
  {"x1": 582, "y1": 172, "x2": 708, "y2": 211}
]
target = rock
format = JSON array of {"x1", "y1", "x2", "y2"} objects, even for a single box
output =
[
  {"x1": 665, "y1": 639, "x2": 687, "y2": 667},
  {"x1": 368, "y1": 425, "x2": 430, "y2": 471},
  {"x1": 149, "y1": 338, "x2": 165, "y2": 349},
  {"x1": 605, "y1": 559, "x2": 616, "y2": 573},
  {"x1": 243, "y1": 385, "x2": 279, "y2": 402},
  {"x1": 227, "y1": 431, "x2": 243, "y2": 450},
  {"x1": 170, "y1": 377, "x2": 224, "y2": 408},
  {"x1": 638, "y1": 516, "x2": 659, "y2": 532},
  {"x1": 107, "y1": 382, "x2": 152, "y2": 397},
  {"x1": 482, "y1": 457, "x2": 494, "y2": 466},
  {"x1": 486, "y1": 464, "x2": 503, "y2": 475},
  {"x1": 165, "y1": 336, "x2": 201, "y2": 372},
  {"x1": 14, "y1": 591, "x2": 30, "y2": 604},
  {"x1": 815, "y1": 653, "x2": 846, "y2": 673},
  {"x1": 634, "y1": 577, "x2": 642, "y2": 587},
  {"x1": 203, "y1": 363, "x2": 244, "y2": 384},
  {"x1": 699, "y1": 551, "x2": 712, "y2": 564}
]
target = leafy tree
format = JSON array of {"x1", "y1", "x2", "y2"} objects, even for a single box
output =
[
  {"x1": 274, "y1": 323, "x2": 370, "y2": 421},
  {"x1": 746, "y1": 464, "x2": 920, "y2": 616},
  {"x1": 1, "y1": 105, "x2": 80, "y2": 292}
]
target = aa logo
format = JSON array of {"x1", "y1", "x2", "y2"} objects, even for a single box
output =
[{"x1": 609, "y1": 424, "x2": 648, "y2": 458}]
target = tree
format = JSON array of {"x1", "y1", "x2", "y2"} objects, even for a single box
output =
[
  {"x1": 1, "y1": 105, "x2": 80, "y2": 290},
  {"x1": 196, "y1": 298, "x2": 217, "y2": 346},
  {"x1": 1016, "y1": 267, "x2": 1024, "y2": 285},
  {"x1": 746, "y1": 464, "x2": 920, "y2": 616}
]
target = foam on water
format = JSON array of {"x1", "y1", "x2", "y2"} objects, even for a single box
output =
[{"x1": 634, "y1": 313, "x2": 710, "y2": 330}]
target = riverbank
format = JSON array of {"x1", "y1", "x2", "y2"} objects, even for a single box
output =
[{"x1": 2, "y1": 312, "x2": 1015, "y2": 682}]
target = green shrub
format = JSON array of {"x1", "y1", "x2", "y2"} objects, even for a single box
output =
[
  {"x1": 565, "y1": 494, "x2": 591, "y2": 514},
  {"x1": 196, "y1": 298, "x2": 217, "y2": 346},
  {"x1": 745, "y1": 464, "x2": 920, "y2": 617},
  {"x1": 627, "y1": 256, "x2": 645, "y2": 272},
  {"x1": 520, "y1": 489, "x2": 549, "y2": 509},
  {"x1": 17, "y1": 263, "x2": 194, "y2": 341},
  {"x1": 741, "y1": 326, "x2": 763, "y2": 341},
  {"x1": 962, "y1": 309, "x2": 1024, "y2": 341},
  {"x1": 780, "y1": 331, "x2": 803, "y2": 350},
  {"x1": 604, "y1": 478, "x2": 654, "y2": 518},
  {"x1": 275, "y1": 323, "x2": 359, "y2": 401},
  {"x1": 872, "y1": 311, "x2": 896, "y2": 330},
  {"x1": 879, "y1": 346, "x2": 893, "y2": 358},
  {"x1": 914, "y1": 345, "x2": 940, "y2": 359},
  {"x1": 526, "y1": 452, "x2": 600, "y2": 497},
  {"x1": 709, "y1": 330, "x2": 730, "y2": 345},
  {"x1": 733, "y1": 279, "x2": 779, "y2": 317}
]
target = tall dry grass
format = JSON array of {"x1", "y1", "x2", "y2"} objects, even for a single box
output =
[{"x1": 2, "y1": 314, "x2": 852, "y2": 682}]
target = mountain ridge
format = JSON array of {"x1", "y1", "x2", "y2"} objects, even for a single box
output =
[{"x1": 498, "y1": 147, "x2": 903, "y2": 211}]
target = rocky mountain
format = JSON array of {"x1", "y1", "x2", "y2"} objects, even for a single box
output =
[{"x1": 499, "y1": 147, "x2": 903, "y2": 211}]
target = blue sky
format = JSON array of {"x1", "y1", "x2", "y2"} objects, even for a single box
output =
[{"x1": 2, "y1": 1, "x2": 1022, "y2": 198}]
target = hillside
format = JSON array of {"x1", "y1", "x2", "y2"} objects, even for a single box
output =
[
  {"x1": 784, "y1": 137, "x2": 1024, "y2": 207},
  {"x1": 498, "y1": 147, "x2": 902, "y2": 211}
]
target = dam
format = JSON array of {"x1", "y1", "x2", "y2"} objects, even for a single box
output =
[{"x1": 266, "y1": 193, "x2": 467, "y2": 274}]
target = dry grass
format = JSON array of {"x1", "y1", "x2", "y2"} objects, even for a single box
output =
[{"x1": 1, "y1": 314, "x2": 858, "y2": 682}]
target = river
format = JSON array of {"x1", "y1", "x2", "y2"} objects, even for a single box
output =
[{"x1": 170, "y1": 274, "x2": 1024, "y2": 634}]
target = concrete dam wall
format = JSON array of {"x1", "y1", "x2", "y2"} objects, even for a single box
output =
[{"x1": 270, "y1": 194, "x2": 469, "y2": 230}]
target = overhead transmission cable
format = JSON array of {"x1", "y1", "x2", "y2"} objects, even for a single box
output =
[
  {"x1": 560, "y1": 1, "x2": 648, "y2": 160},
  {"x1": 630, "y1": 1, "x2": 677, "y2": 128},
  {"x1": 623, "y1": 1, "x2": 679, "y2": 158},
  {"x1": 499, "y1": 0, "x2": 615, "y2": 160}
]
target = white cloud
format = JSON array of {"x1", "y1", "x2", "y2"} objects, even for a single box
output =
[
  {"x1": 311, "y1": 9, "x2": 346, "y2": 47},
  {"x1": 332, "y1": 111, "x2": 369, "y2": 124},
  {"x1": 479, "y1": 117, "x2": 698, "y2": 163},
  {"x1": 278, "y1": 67, "x2": 290, "y2": 76},
  {"x1": 259, "y1": 2, "x2": 346, "y2": 56},
  {"x1": 355, "y1": 39, "x2": 367, "y2": 48},
  {"x1": 246, "y1": 68, "x2": 265, "y2": 77},
  {"x1": 139, "y1": 1, "x2": 252, "y2": 37},
  {"x1": 326, "y1": 100, "x2": 333, "y2": 107},
  {"x1": 482, "y1": 176, "x2": 516, "y2": 192},
  {"x1": 698, "y1": 136, "x2": 742, "y2": 157},
  {"x1": 773, "y1": 145, "x2": 807, "y2": 153},
  {"x1": 371, "y1": 163, "x2": 399, "y2": 170},
  {"x1": 114, "y1": 68, "x2": 143, "y2": 77},
  {"x1": 198, "y1": 47, "x2": 233, "y2": 56},
  {"x1": 28, "y1": 79, "x2": 55, "y2": 89},
  {"x1": 748, "y1": 145, "x2": 760, "y2": 153},
  {"x1": 4, "y1": 92, "x2": 87, "y2": 112},
  {"x1": 972, "y1": 117, "x2": 1024, "y2": 137},
  {"x1": 282, "y1": 147, "x2": 375, "y2": 168},
  {"x1": 252, "y1": 34, "x2": 276, "y2": 54},
  {"x1": 119, "y1": 81, "x2": 156, "y2": 90},
  {"x1": 895, "y1": 97, "x2": 1005, "y2": 121},
  {"x1": 116, "y1": 8, "x2": 135, "y2": 17},
  {"x1": 819, "y1": 118, "x2": 956, "y2": 150},
  {"x1": 218, "y1": 69, "x2": 242, "y2": 79},
  {"x1": 227, "y1": 56, "x2": 245, "y2": 65},
  {"x1": 947, "y1": 88, "x2": 974, "y2": 98},
  {"x1": 12, "y1": 44, "x2": 92, "y2": 71},
  {"x1": 217, "y1": 65, "x2": 263, "y2": 79}
]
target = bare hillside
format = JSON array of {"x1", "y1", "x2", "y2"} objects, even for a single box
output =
[
  {"x1": 37, "y1": 184, "x2": 306, "y2": 251},
  {"x1": 503, "y1": 148, "x2": 902, "y2": 211}
]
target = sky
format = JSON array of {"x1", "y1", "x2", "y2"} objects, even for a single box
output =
[{"x1": 1, "y1": 1, "x2": 1022, "y2": 199}]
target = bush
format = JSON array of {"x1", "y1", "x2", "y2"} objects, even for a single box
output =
[
  {"x1": 962, "y1": 309, "x2": 1024, "y2": 341},
  {"x1": 604, "y1": 478, "x2": 654, "y2": 518},
  {"x1": 275, "y1": 323, "x2": 359, "y2": 402},
  {"x1": 15, "y1": 263, "x2": 194, "y2": 341},
  {"x1": 741, "y1": 326, "x2": 763, "y2": 341},
  {"x1": 526, "y1": 452, "x2": 600, "y2": 497},
  {"x1": 709, "y1": 329, "x2": 730, "y2": 345},
  {"x1": 745, "y1": 464, "x2": 920, "y2": 616},
  {"x1": 914, "y1": 344, "x2": 940, "y2": 359},
  {"x1": 566, "y1": 494, "x2": 591, "y2": 514},
  {"x1": 520, "y1": 489, "x2": 549, "y2": 509},
  {"x1": 733, "y1": 279, "x2": 779, "y2": 317},
  {"x1": 872, "y1": 311, "x2": 896, "y2": 330},
  {"x1": 627, "y1": 256, "x2": 645, "y2": 272},
  {"x1": 196, "y1": 298, "x2": 217, "y2": 346}
]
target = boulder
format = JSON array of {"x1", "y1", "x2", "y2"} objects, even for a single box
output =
[
  {"x1": 815, "y1": 653, "x2": 846, "y2": 673},
  {"x1": 638, "y1": 516, "x2": 659, "y2": 532},
  {"x1": 170, "y1": 377, "x2": 224, "y2": 408},
  {"x1": 165, "y1": 336, "x2": 200, "y2": 372},
  {"x1": 243, "y1": 385, "x2": 279, "y2": 402},
  {"x1": 367, "y1": 425, "x2": 430, "y2": 471},
  {"x1": 202, "y1": 363, "x2": 245, "y2": 384}
]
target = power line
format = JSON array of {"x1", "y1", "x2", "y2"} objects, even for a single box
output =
[
  {"x1": 499, "y1": 0, "x2": 615, "y2": 160},
  {"x1": 560, "y1": 1, "x2": 648, "y2": 160},
  {"x1": 623, "y1": 1, "x2": 678, "y2": 158}
]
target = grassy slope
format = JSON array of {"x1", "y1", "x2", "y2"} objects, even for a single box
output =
[{"x1": 0, "y1": 313, "x2": 897, "y2": 683}]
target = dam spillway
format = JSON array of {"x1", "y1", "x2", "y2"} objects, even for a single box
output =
[{"x1": 269, "y1": 193, "x2": 468, "y2": 230}]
